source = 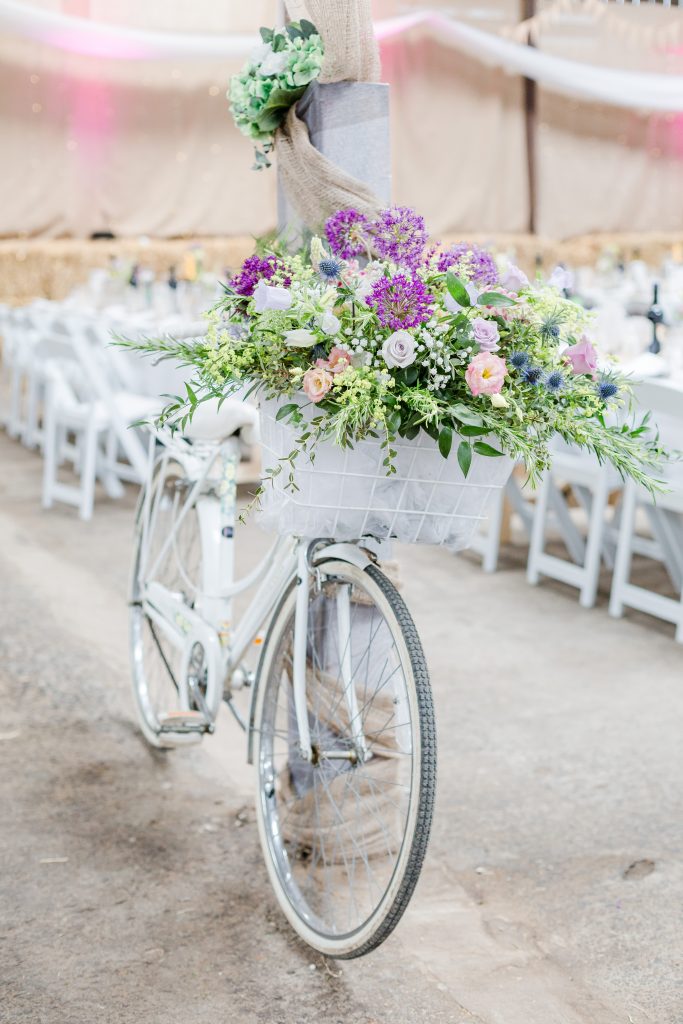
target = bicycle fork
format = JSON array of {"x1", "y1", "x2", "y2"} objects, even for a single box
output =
[{"x1": 291, "y1": 543, "x2": 369, "y2": 765}]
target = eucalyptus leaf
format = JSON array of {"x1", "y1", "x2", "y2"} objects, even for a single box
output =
[
  {"x1": 457, "y1": 440, "x2": 472, "y2": 477},
  {"x1": 386, "y1": 409, "x2": 402, "y2": 435},
  {"x1": 450, "y1": 403, "x2": 484, "y2": 427},
  {"x1": 478, "y1": 291, "x2": 516, "y2": 307},
  {"x1": 256, "y1": 86, "x2": 308, "y2": 132},
  {"x1": 275, "y1": 403, "x2": 298, "y2": 422},
  {"x1": 438, "y1": 425, "x2": 453, "y2": 460},
  {"x1": 446, "y1": 271, "x2": 471, "y2": 308},
  {"x1": 458, "y1": 424, "x2": 490, "y2": 437},
  {"x1": 473, "y1": 441, "x2": 504, "y2": 457}
]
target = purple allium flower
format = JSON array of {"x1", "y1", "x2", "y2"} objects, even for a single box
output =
[
  {"x1": 230, "y1": 254, "x2": 289, "y2": 297},
  {"x1": 437, "y1": 243, "x2": 498, "y2": 288},
  {"x1": 365, "y1": 273, "x2": 434, "y2": 330},
  {"x1": 325, "y1": 208, "x2": 371, "y2": 259},
  {"x1": 370, "y1": 206, "x2": 428, "y2": 270}
]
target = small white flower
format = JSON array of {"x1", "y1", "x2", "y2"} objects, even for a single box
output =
[
  {"x1": 284, "y1": 328, "x2": 317, "y2": 348},
  {"x1": 253, "y1": 279, "x2": 292, "y2": 313},
  {"x1": 319, "y1": 310, "x2": 341, "y2": 336},
  {"x1": 490, "y1": 393, "x2": 509, "y2": 409},
  {"x1": 249, "y1": 42, "x2": 272, "y2": 67},
  {"x1": 260, "y1": 50, "x2": 288, "y2": 76}
]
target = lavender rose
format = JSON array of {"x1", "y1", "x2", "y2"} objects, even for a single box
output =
[
  {"x1": 472, "y1": 317, "x2": 500, "y2": 352},
  {"x1": 381, "y1": 329, "x2": 416, "y2": 369}
]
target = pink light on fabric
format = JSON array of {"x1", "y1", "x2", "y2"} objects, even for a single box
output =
[
  {"x1": 71, "y1": 76, "x2": 114, "y2": 170},
  {"x1": 62, "y1": 0, "x2": 90, "y2": 16},
  {"x1": 0, "y1": 0, "x2": 258, "y2": 60}
]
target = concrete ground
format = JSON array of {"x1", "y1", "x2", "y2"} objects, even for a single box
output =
[{"x1": 1, "y1": 430, "x2": 682, "y2": 1024}]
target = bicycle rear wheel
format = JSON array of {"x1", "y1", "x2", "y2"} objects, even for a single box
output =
[
  {"x1": 253, "y1": 557, "x2": 436, "y2": 958},
  {"x1": 129, "y1": 453, "x2": 204, "y2": 748}
]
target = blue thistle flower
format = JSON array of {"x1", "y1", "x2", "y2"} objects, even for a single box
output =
[
  {"x1": 509, "y1": 350, "x2": 529, "y2": 370},
  {"x1": 544, "y1": 369, "x2": 565, "y2": 394},
  {"x1": 597, "y1": 377, "x2": 619, "y2": 401},
  {"x1": 311, "y1": 343, "x2": 328, "y2": 362},
  {"x1": 522, "y1": 364, "x2": 543, "y2": 385},
  {"x1": 319, "y1": 257, "x2": 343, "y2": 281}
]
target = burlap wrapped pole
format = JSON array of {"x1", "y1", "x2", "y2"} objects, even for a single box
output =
[{"x1": 276, "y1": 0, "x2": 387, "y2": 231}]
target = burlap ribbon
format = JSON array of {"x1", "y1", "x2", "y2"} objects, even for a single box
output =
[{"x1": 276, "y1": 0, "x2": 383, "y2": 230}]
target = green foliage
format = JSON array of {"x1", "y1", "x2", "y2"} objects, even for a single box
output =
[{"x1": 115, "y1": 223, "x2": 669, "y2": 501}]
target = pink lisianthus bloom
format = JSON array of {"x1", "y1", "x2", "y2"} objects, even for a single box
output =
[
  {"x1": 326, "y1": 345, "x2": 351, "y2": 373},
  {"x1": 465, "y1": 352, "x2": 507, "y2": 396},
  {"x1": 564, "y1": 335, "x2": 598, "y2": 376},
  {"x1": 302, "y1": 366, "x2": 333, "y2": 403}
]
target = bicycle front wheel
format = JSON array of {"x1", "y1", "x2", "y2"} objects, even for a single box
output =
[{"x1": 253, "y1": 557, "x2": 436, "y2": 959}]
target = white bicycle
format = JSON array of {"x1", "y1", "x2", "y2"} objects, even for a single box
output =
[{"x1": 129, "y1": 398, "x2": 436, "y2": 958}]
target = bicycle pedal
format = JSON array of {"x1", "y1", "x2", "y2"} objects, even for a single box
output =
[{"x1": 157, "y1": 710, "x2": 212, "y2": 735}]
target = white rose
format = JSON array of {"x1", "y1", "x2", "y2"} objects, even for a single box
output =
[
  {"x1": 319, "y1": 310, "x2": 340, "y2": 336},
  {"x1": 284, "y1": 328, "x2": 317, "y2": 348},
  {"x1": 260, "y1": 50, "x2": 289, "y2": 76},
  {"x1": 253, "y1": 279, "x2": 292, "y2": 313},
  {"x1": 381, "y1": 330, "x2": 416, "y2": 369}
]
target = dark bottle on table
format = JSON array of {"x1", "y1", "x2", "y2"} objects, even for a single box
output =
[{"x1": 647, "y1": 282, "x2": 664, "y2": 355}]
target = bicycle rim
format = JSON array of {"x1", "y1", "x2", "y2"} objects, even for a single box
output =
[
  {"x1": 129, "y1": 456, "x2": 203, "y2": 746},
  {"x1": 254, "y1": 560, "x2": 436, "y2": 958}
]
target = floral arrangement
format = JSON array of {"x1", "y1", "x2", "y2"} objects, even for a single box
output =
[
  {"x1": 229, "y1": 21, "x2": 324, "y2": 169},
  {"x1": 129, "y1": 205, "x2": 664, "y2": 494}
]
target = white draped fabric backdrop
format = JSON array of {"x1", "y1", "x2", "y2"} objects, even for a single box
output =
[{"x1": 0, "y1": 0, "x2": 682, "y2": 238}]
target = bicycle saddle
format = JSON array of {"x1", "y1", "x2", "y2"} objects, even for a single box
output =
[{"x1": 182, "y1": 396, "x2": 259, "y2": 445}]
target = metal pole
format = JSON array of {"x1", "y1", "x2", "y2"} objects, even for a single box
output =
[{"x1": 522, "y1": 0, "x2": 537, "y2": 235}]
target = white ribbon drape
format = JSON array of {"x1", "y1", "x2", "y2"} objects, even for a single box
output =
[{"x1": 1, "y1": 0, "x2": 682, "y2": 112}]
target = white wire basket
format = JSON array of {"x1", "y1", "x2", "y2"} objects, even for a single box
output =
[{"x1": 257, "y1": 397, "x2": 514, "y2": 548}]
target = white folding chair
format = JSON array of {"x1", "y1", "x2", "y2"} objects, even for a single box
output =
[
  {"x1": 526, "y1": 438, "x2": 622, "y2": 608},
  {"x1": 609, "y1": 380, "x2": 683, "y2": 641},
  {"x1": 4, "y1": 306, "x2": 36, "y2": 440},
  {"x1": 41, "y1": 317, "x2": 158, "y2": 520},
  {"x1": 468, "y1": 469, "x2": 533, "y2": 573}
]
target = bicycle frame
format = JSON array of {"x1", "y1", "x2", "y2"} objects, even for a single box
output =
[{"x1": 136, "y1": 430, "x2": 373, "y2": 763}]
